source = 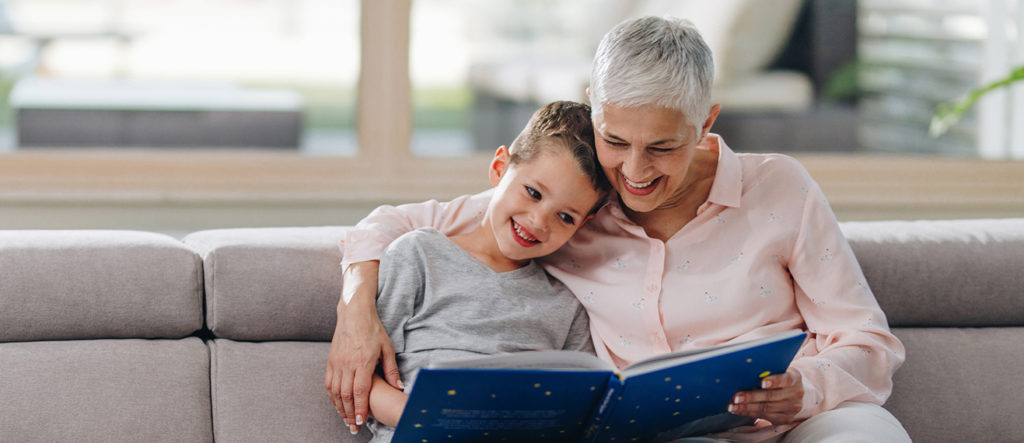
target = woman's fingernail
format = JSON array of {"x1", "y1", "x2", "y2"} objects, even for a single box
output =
[
  {"x1": 728, "y1": 404, "x2": 738, "y2": 413},
  {"x1": 762, "y1": 380, "x2": 771, "y2": 389},
  {"x1": 356, "y1": 415, "x2": 364, "y2": 425},
  {"x1": 733, "y1": 395, "x2": 743, "y2": 404},
  {"x1": 399, "y1": 380, "x2": 406, "y2": 390},
  {"x1": 349, "y1": 425, "x2": 358, "y2": 435}
]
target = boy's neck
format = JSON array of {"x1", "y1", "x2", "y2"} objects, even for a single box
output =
[{"x1": 450, "y1": 225, "x2": 529, "y2": 274}]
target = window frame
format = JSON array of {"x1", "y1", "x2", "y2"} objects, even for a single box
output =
[{"x1": 0, "y1": 0, "x2": 1021, "y2": 231}]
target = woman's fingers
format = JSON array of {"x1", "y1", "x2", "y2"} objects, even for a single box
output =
[{"x1": 728, "y1": 369, "x2": 804, "y2": 425}]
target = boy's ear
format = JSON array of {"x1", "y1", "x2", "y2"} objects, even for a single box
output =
[{"x1": 489, "y1": 145, "x2": 511, "y2": 186}]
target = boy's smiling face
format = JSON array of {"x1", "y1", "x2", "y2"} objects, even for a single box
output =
[{"x1": 484, "y1": 144, "x2": 602, "y2": 267}]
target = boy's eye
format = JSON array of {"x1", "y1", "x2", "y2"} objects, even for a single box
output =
[
  {"x1": 649, "y1": 147, "x2": 675, "y2": 153},
  {"x1": 525, "y1": 186, "x2": 541, "y2": 200},
  {"x1": 558, "y1": 213, "x2": 576, "y2": 225}
]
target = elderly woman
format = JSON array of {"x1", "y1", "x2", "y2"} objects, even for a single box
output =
[{"x1": 325, "y1": 16, "x2": 910, "y2": 442}]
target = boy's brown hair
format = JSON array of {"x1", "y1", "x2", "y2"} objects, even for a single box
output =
[{"x1": 508, "y1": 101, "x2": 610, "y2": 199}]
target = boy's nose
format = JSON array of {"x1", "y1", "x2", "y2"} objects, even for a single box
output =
[{"x1": 527, "y1": 210, "x2": 549, "y2": 235}]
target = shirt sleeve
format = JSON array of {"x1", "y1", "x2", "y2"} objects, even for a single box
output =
[
  {"x1": 787, "y1": 175, "x2": 907, "y2": 419},
  {"x1": 340, "y1": 190, "x2": 493, "y2": 269},
  {"x1": 562, "y1": 303, "x2": 595, "y2": 354},
  {"x1": 375, "y1": 235, "x2": 427, "y2": 354}
]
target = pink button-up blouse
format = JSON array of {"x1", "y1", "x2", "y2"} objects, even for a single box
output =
[{"x1": 341, "y1": 135, "x2": 905, "y2": 431}]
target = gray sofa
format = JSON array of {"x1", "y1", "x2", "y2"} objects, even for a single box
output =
[{"x1": 1, "y1": 219, "x2": 1022, "y2": 442}]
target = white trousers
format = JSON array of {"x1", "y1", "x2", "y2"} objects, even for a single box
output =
[
  {"x1": 675, "y1": 402, "x2": 912, "y2": 443},
  {"x1": 776, "y1": 402, "x2": 911, "y2": 443}
]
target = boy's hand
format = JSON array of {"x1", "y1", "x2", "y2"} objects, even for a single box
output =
[
  {"x1": 727, "y1": 368, "x2": 804, "y2": 425},
  {"x1": 369, "y1": 374, "x2": 410, "y2": 427}
]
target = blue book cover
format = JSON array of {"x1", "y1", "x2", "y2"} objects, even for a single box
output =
[{"x1": 392, "y1": 329, "x2": 807, "y2": 443}]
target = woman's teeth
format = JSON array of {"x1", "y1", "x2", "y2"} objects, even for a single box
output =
[{"x1": 625, "y1": 177, "x2": 656, "y2": 188}]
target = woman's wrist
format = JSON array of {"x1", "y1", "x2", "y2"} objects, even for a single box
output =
[{"x1": 341, "y1": 260, "x2": 380, "y2": 306}]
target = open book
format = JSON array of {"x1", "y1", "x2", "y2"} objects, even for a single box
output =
[{"x1": 391, "y1": 329, "x2": 807, "y2": 443}]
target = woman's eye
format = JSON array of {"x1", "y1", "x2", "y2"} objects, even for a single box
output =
[
  {"x1": 559, "y1": 213, "x2": 576, "y2": 225},
  {"x1": 650, "y1": 147, "x2": 674, "y2": 153},
  {"x1": 525, "y1": 186, "x2": 541, "y2": 199},
  {"x1": 604, "y1": 138, "x2": 627, "y2": 147}
]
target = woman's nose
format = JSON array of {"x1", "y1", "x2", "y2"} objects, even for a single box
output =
[{"x1": 622, "y1": 148, "x2": 649, "y2": 178}]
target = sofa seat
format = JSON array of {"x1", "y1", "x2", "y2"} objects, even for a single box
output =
[{"x1": 0, "y1": 338, "x2": 212, "y2": 443}]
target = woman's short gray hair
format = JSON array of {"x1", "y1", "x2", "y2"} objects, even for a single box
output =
[{"x1": 590, "y1": 16, "x2": 715, "y2": 133}]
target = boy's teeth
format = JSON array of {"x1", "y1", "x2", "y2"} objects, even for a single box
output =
[
  {"x1": 514, "y1": 222, "x2": 538, "y2": 242},
  {"x1": 625, "y1": 177, "x2": 655, "y2": 188}
]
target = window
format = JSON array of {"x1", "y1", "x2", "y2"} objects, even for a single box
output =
[
  {"x1": 0, "y1": 0, "x2": 1020, "y2": 233},
  {"x1": 0, "y1": 0, "x2": 358, "y2": 154},
  {"x1": 858, "y1": 0, "x2": 1024, "y2": 159}
]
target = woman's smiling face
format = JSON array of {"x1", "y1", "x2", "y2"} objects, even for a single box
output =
[{"x1": 593, "y1": 103, "x2": 706, "y2": 214}]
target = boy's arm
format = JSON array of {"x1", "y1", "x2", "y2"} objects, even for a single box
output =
[
  {"x1": 368, "y1": 374, "x2": 408, "y2": 427},
  {"x1": 563, "y1": 303, "x2": 596, "y2": 354}
]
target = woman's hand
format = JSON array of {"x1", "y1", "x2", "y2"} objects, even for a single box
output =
[
  {"x1": 324, "y1": 261, "x2": 402, "y2": 434},
  {"x1": 727, "y1": 368, "x2": 804, "y2": 425}
]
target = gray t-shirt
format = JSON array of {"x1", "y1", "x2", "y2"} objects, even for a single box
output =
[{"x1": 369, "y1": 228, "x2": 593, "y2": 442}]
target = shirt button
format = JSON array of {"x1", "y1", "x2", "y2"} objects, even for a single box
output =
[{"x1": 647, "y1": 284, "x2": 658, "y2": 293}]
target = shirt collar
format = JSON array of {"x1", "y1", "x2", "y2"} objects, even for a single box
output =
[{"x1": 705, "y1": 133, "x2": 743, "y2": 208}]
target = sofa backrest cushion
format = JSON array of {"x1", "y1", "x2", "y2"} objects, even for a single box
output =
[
  {"x1": 841, "y1": 219, "x2": 1024, "y2": 327},
  {"x1": 0, "y1": 230, "x2": 204, "y2": 342},
  {"x1": 183, "y1": 227, "x2": 348, "y2": 341}
]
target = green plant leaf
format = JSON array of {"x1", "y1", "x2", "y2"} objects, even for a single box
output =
[{"x1": 930, "y1": 65, "x2": 1024, "y2": 137}]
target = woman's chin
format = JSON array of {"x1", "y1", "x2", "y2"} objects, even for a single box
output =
[{"x1": 617, "y1": 192, "x2": 661, "y2": 214}]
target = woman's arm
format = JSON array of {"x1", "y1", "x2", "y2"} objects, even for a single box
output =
[
  {"x1": 325, "y1": 261, "x2": 393, "y2": 434},
  {"x1": 785, "y1": 177, "x2": 905, "y2": 419},
  {"x1": 325, "y1": 192, "x2": 491, "y2": 432},
  {"x1": 734, "y1": 172, "x2": 905, "y2": 426},
  {"x1": 729, "y1": 164, "x2": 905, "y2": 426}
]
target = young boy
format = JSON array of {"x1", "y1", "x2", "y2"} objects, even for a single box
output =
[{"x1": 362, "y1": 101, "x2": 610, "y2": 441}]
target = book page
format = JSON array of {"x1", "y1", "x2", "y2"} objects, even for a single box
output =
[
  {"x1": 620, "y1": 329, "x2": 806, "y2": 378},
  {"x1": 427, "y1": 350, "x2": 614, "y2": 371}
]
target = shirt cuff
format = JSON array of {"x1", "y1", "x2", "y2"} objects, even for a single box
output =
[
  {"x1": 340, "y1": 229, "x2": 392, "y2": 270},
  {"x1": 795, "y1": 371, "x2": 825, "y2": 419}
]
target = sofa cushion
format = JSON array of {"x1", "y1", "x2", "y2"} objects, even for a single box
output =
[
  {"x1": 210, "y1": 339, "x2": 368, "y2": 442},
  {"x1": 841, "y1": 219, "x2": 1024, "y2": 327},
  {"x1": 0, "y1": 337, "x2": 212, "y2": 443},
  {"x1": 886, "y1": 327, "x2": 1024, "y2": 442},
  {"x1": 0, "y1": 230, "x2": 204, "y2": 342},
  {"x1": 183, "y1": 227, "x2": 348, "y2": 341}
]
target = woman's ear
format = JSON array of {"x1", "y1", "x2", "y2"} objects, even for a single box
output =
[
  {"x1": 700, "y1": 104, "x2": 722, "y2": 140},
  {"x1": 489, "y1": 145, "x2": 511, "y2": 186}
]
